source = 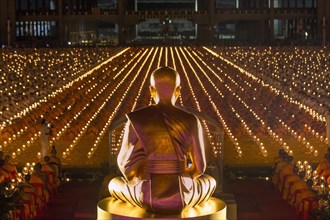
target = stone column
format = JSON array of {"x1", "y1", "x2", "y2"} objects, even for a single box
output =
[
  {"x1": 208, "y1": 0, "x2": 215, "y2": 45},
  {"x1": 58, "y1": 0, "x2": 65, "y2": 46},
  {"x1": 118, "y1": 0, "x2": 125, "y2": 46},
  {"x1": 269, "y1": 0, "x2": 274, "y2": 44}
]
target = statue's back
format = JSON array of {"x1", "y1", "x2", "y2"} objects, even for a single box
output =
[{"x1": 127, "y1": 104, "x2": 197, "y2": 213}]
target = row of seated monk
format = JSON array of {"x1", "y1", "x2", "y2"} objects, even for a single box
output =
[
  {"x1": 1, "y1": 46, "x2": 327, "y2": 145},
  {"x1": 0, "y1": 147, "x2": 62, "y2": 220},
  {"x1": 272, "y1": 148, "x2": 330, "y2": 220},
  {"x1": 214, "y1": 46, "x2": 329, "y2": 115},
  {"x1": 0, "y1": 47, "x2": 119, "y2": 123}
]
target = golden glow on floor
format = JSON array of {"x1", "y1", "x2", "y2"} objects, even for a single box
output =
[{"x1": 97, "y1": 197, "x2": 227, "y2": 219}]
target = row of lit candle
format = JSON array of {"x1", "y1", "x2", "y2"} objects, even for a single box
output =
[
  {"x1": 178, "y1": 48, "x2": 222, "y2": 156},
  {"x1": 51, "y1": 48, "x2": 131, "y2": 157},
  {"x1": 209, "y1": 48, "x2": 326, "y2": 148},
  {"x1": 178, "y1": 47, "x2": 238, "y2": 157},
  {"x1": 0, "y1": 48, "x2": 130, "y2": 161},
  {"x1": 87, "y1": 48, "x2": 158, "y2": 159},
  {"x1": 2, "y1": 46, "x2": 327, "y2": 166},
  {"x1": 189, "y1": 47, "x2": 245, "y2": 157},
  {"x1": 201, "y1": 47, "x2": 323, "y2": 159},
  {"x1": 110, "y1": 47, "x2": 164, "y2": 159},
  {"x1": 220, "y1": 47, "x2": 329, "y2": 101},
  {"x1": 194, "y1": 53, "x2": 272, "y2": 157},
  {"x1": 60, "y1": 48, "x2": 140, "y2": 160},
  {"x1": 204, "y1": 46, "x2": 327, "y2": 157},
  {"x1": 0, "y1": 47, "x2": 128, "y2": 136},
  {"x1": 62, "y1": 48, "x2": 143, "y2": 161},
  {"x1": 0, "y1": 48, "x2": 115, "y2": 127},
  {"x1": 214, "y1": 46, "x2": 328, "y2": 122}
]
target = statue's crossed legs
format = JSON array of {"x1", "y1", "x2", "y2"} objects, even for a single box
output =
[{"x1": 108, "y1": 174, "x2": 216, "y2": 212}]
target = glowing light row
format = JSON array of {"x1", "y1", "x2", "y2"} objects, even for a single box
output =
[
  {"x1": 174, "y1": 47, "x2": 217, "y2": 156},
  {"x1": 1, "y1": 131, "x2": 40, "y2": 159},
  {"x1": 55, "y1": 49, "x2": 144, "y2": 143},
  {"x1": 8, "y1": 48, "x2": 132, "y2": 159},
  {"x1": 104, "y1": 47, "x2": 161, "y2": 158},
  {"x1": 180, "y1": 47, "x2": 242, "y2": 157},
  {"x1": 0, "y1": 49, "x2": 131, "y2": 157},
  {"x1": 278, "y1": 118, "x2": 317, "y2": 153},
  {"x1": 87, "y1": 48, "x2": 158, "y2": 158},
  {"x1": 236, "y1": 97, "x2": 295, "y2": 155},
  {"x1": 304, "y1": 124, "x2": 328, "y2": 144},
  {"x1": 231, "y1": 106, "x2": 268, "y2": 157},
  {"x1": 0, "y1": 48, "x2": 130, "y2": 136},
  {"x1": 193, "y1": 53, "x2": 293, "y2": 156},
  {"x1": 203, "y1": 46, "x2": 328, "y2": 157},
  {"x1": 87, "y1": 47, "x2": 151, "y2": 159},
  {"x1": 62, "y1": 49, "x2": 147, "y2": 160},
  {"x1": 224, "y1": 68, "x2": 324, "y2": 153},
  {"x1": 157, "y1": 47, "x2": 163, "y2": 67},
  {"x1": 165, "y1": 47, "x2": 168, "y2": 67},
  {"x1": 170, "y1": 47, "x2": 184, "y2": 107},
  {"x1": 0, "y1": 48, "x2": 123, "y2": 130},
  {"x1": 204, "y1": 47, "x2": 326, "y2": 123},
  {"x1": 193, "y1": 47, "x2": 319, "y2": 157},
  {"x1": 219, "y1": 46, "x2": 329, "y2": 112},
  {"x1": 54, "y1": 62, "x2": 128, "y2": 142},
  {"x1": 176, "y1": 47, "x2": 233, "y2": 157}
]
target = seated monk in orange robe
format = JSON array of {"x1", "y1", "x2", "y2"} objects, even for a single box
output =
[
  {"x1": 272, "y1": 154, "x2": 289, "y2": 188},
  {"x1": 282, "y1": 167, "x2": 301, "y2": 200},
  {"x1": 30, "y1": 163, "x2": 50, "y2": 204},
  {"x1": 272, "y1": 149, "x2": 286, "y2": 170},
  {"x1": 293, "y1": 180, "x2": 318, "y2": 220},
  {"x1": 42, "y1": 156, "x2": 60, "y2": 191},
  {"x1": 109, "y1": 67, "x2": 216, "y2": 214},
  {"x1": 320, "y1": 167, "x2": 330, "y2": 180},
  {"x1": 288, "y1": 176, "x2": 308, "y2": 206},
  {"x1": 49, "y1": 146, "x2": 62, "y2": 179},
  {"x1": 277, "y1": 155, "x2": 294, "y2": 192},
  {"x1": 0, "y1": 159, "x2": 10, "y2": 182},
  {"x1": 315, "y1": 153, "x2": 330, "y2": 175},
  {"x1": 3, "y1": 155, "x2": 18, "y2": 179}
]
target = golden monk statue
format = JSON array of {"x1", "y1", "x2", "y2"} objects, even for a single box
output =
[{"x1": 108, "y1": 66, "x2": 216, "y2": 214}]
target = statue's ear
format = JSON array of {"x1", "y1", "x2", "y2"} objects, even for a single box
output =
[
  {"x1": 174, "y1": 85, "x2": 181, "y2": 98},
  {"x1": 150, "y1": 85, "x2": 156, "y2": 98}
]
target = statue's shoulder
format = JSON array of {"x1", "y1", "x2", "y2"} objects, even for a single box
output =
[
  {"x1": 127, "y1": 105, "x2": 156, "y2": 119},
  {"x1": 174, "y1": 106, "x2": 199, "y2": 120}
]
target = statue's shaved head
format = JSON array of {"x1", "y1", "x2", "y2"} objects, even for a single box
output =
[{"x1": 150, "y1": 66, "x2": 180, "y2": 102}]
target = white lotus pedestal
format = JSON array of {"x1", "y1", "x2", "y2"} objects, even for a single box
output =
[{"x1": 97, "y1": 197, "x2": 227, "y2": 220}]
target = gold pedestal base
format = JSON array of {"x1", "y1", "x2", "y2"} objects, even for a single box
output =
[{"x1": 97, "y1": 197, "x2": 227, "y2": 220}]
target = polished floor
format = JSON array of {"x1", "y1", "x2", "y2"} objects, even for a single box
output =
[{"x1": 34, "y1": 169, "x2": 296, "y2": 220}]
